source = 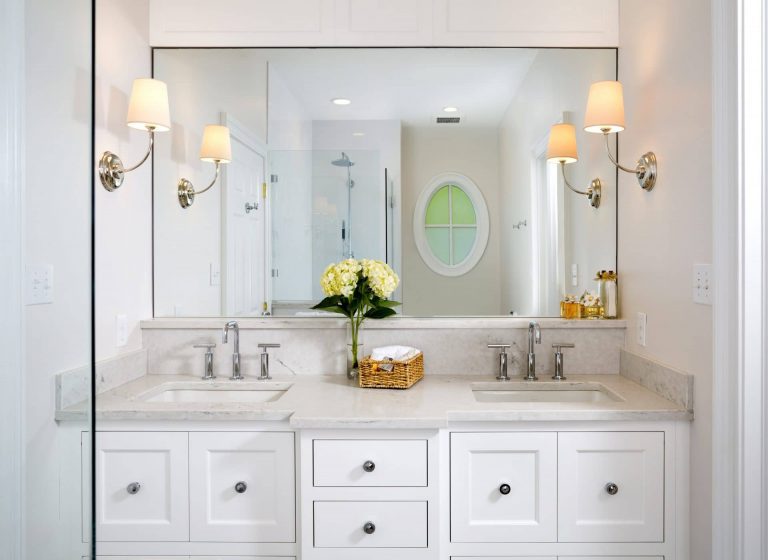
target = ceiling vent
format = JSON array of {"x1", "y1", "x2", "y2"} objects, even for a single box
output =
[{"x1": 435, "y1": 116, "x2": 461, "y2": 124}]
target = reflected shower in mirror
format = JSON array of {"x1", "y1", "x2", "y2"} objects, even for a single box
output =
[{"x1": 153, "y1": 48, "x2": 617, "y2": 318}]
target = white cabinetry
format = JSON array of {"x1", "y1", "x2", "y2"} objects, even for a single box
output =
[
  {"x1": 94, "y1": 432, "x2": 189, "y2": 542},
  {"x1": 189, "y1": 431, "x2": 295, "y2": 543},
  {"x1": 314, "y1": 501, "x2": 428, "y2": 548},
  {"x1": 451, "y1": 432, "x2": 557, "y2": 542},
  {"x1": 558, "y1": 432, "x2": 664, "y2": 543}
]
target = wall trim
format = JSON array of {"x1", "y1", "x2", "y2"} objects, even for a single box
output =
[
  {"x1": 0, "y1": 0, "x2": 25, "y2": 557},
  {"x1": 711, "y1": 0, "x2": 768, "y2": 557}
]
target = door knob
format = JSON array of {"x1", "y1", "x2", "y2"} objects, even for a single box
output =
[
  {"x1": 245, "y1": 202, "x2": 259, "y2": 213},
  {"x1": 605, "y1": 482, "x2": 619, "y2": 495},
  {"x1": 235, "y1": 481, "x2": 248, "y2": 494},
  {"x1": 363, "y1": 521, "x2": 376, "y2": 534},
  {"x1": 126, "y1": 482, "x2": 141, "y2": 495},
  {"x1": 499, "y1": 483, "x2": 511, "y2": 495},
  {"x1": 363, "y1": 460, "x2": 376, "y2": 472}
]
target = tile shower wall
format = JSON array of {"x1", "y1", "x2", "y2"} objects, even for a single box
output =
[{"x1": 141, "y1": 319, "x2": 626, "y2": 378}]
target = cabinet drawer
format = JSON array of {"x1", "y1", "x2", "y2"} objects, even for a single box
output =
[
  {"x1": 313, "y1": 501, "x2": 427, "y2": 548},
  {"x1": 450, "y1": 432, "x2": 557, "y2": 542},
  {"x1": 189, "y1": 432, "x2": 295, "y2": 543},
  {"x1": 558, "y1": 432, "x2": 665, "y2": 542},
  {"x1": 313, "y1": 439, "x2": 427, "y2": 486},
  {"x1": 95, "y1": 431, "x2": 189, "y2": 542}
]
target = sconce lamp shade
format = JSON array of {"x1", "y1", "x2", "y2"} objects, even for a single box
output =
[
  {"x1": 584, "y1": 80, "x2": 626, "y2": 134},
  {"x1": 547, "y1": 123, "x2": 578, "y2": 163},
  {"x1": 126, "y1": 79, "x2": 170, "y2": 131},
  {"x1": 199, "y1": 125, "x2": 232, "y2": 163}
]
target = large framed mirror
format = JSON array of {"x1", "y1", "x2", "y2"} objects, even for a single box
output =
[{"x1": 152, "y1": 47, "x2": 617, "y2": 317}]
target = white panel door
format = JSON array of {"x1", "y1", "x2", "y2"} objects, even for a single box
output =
[
  {"x1": 95, "y1": 432, "x2": 189, "y2": 542},
  {"x1": 223, "y1": 121, "x2": 267, "y2": 316},
  {"x1": 450, "y1": 432, "x2": 557, "y2": 542},
  {"x1": 189, "y1": 432, "x2": 295, "y2": 543},
  {"x1": 313, "y1": 439, "x2": 427, "y2": 487},
  {"x1": 558, "y1": 432, "x2": 665, "y2": 543},
  {"x1": 313, "y1": 501, "x2": 427, "y2": 548}
]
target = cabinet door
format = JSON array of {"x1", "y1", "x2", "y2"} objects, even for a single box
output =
[
  {"x1": 450, "y1": 432, "x2": 557, "y2": 542},
  {"x1": 189, "y1": 432, "x2": 295, "y2": 543},
  {"x1": 558, "y1": 432, "x2": 665, "y2": 542},
  {"x1": 95, "y1": 431, "x2": 189, "y2": 542}
]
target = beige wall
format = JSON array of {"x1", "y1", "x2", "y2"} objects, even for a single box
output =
[
  {"x1": 402, "y1": 126, "x2": 501, "y2": 316},
  {"x1": 618, "y1": 1, "x2": 713, "y2": 557}
]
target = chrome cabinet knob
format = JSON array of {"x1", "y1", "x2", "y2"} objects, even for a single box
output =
[
  {"x1": 363, "y1": 521, "x2": 376, "y2": 534},
  {"x1": 235, "y1": 481, "x2": 248, "y2": 494},
  {"x1": 605, "y1": 482, "x2": 619, "y2": 495},
  {"x1": 499, "y1": 483, "x2": 511, "y2": 495},
  {"x1": 363, "y1": 460, "x2": 376, "y2": 472},
  {"x1": 126, "y1": 482, "x2": 141, "y2": 495}
]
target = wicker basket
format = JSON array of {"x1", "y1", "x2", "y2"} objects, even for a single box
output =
[{"x1": 358, "y1": 352, "x2": 424, "y2": 389}]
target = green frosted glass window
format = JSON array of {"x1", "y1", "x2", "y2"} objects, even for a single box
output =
[
  {"x1": 425, "y1": 185, "x2": 450, "y2": 225},
  {"x1": 425, "y1": 227, "x2": 450, "y2": 265},
  {"x1": 424, "y1": 183, "x2": 478, "y2": 266},
  {"x1": 451, "y1": 186, "x2": 476, "y2": 225}
]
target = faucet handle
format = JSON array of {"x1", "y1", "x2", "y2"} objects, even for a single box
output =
[
  {"x1": 551, "y1": 343, "x2": 574, "y2": 381},
  {"x1": 487, "y1": 344, "x2": 511, "y2": 352},
  {"x1": 193, "y1": 343, "x2": 216, "y2": 351},
  {"x1": 552, "y1": 343, "x2": 575, "y2": 352},
  {"x1": 258, "y1": 343, "x2": 281, "y2": 352}
]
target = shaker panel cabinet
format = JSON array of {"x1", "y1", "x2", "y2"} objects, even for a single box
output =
[
  {"x1": 450, "y1": 432, "x2": 557, "y2": 542},
  {"x1": 558, "y1": 432, "x2": 665, "y2": 542},
  {"x1": 94, "y1": 431, "x2": 189, "y2": 542},
  {"x1": 189, "y1": 431, "x2": 296, "y2": 543}
]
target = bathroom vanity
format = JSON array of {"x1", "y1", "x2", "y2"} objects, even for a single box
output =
[{"x1": 77, "y1": 351, "x2": 691, "y2": 560}]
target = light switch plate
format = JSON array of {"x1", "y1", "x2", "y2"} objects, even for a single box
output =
[
  {"x1": 693, "y1": 264, "x2": 712, "y2": 305},
  {"x1": 115, "y1": 314, "x2": 128, "y2": 347},
  {"x1": 210, "y1": 262, "x2": 221, "y2": 286},
  {"x1": 26, "y1": 264, "x2": 54, "y2": 305},
  {"x1": 636, "y1": 312, "x2": 647, "y2": 347},
  {"x1": 571, "y1": 263, "x2": 578, "y2": 287}
]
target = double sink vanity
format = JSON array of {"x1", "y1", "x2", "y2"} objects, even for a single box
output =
[{"x1": 69, "y1": 319, "x2": 692, "y2": 560}]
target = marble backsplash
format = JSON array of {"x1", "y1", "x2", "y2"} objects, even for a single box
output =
[{"x1": 141, "y1": 318, "x2": 627, "y2": 379}]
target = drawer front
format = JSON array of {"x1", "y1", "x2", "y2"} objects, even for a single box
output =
[
  {"x1": 313, "y1": 501, "x2": 427, "y2": 548},
  {"x1": 95, "y1": 431, "x2": 189, "y2": 542},
  {"x1": 558, "y1": 432, "x2": 665, "y2": 542},
  {"x1": 453, "y1": 557, "x2": 556, "y2": 559},
  {"x1": 561, "y1": 557, "x2": 663, "y2": 559},
  {"x1": 450, "y1": 432, "x2": 557, "y2": 543},
  {"x1": 313, "y1": 439, "x2": 427, "y2": 487},
  {"x1": 189, "y1": 432, "x2": 295, "y2": 543}
]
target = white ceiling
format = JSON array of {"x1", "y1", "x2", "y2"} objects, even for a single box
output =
[{"x1": 264, "y1": 48, "x2": 540, "y2": 127}]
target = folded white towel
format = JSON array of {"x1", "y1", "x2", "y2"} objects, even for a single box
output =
[{"x1": 371, "y1": 345, "x2": 420, "y2": 362}]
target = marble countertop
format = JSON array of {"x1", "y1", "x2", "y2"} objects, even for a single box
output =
[{"x1": 58, "y1": 373, "x2": 692, "y2": 426}]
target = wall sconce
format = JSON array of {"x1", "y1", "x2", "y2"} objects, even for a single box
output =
[
  {"x1": 99, "y1": 78, "x2": 170, "y2": 192},
  {"x1": 584, "y1": 80, "x2": 657, "y2": 191},
  {"x1": 177, "y1": 125, "x2": 232, "y2": 209},
  {"x1": 546, "y1": 123, "x2": 602, "y2": 209}
]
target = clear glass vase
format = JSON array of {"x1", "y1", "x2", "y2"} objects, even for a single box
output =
[{"x1": 346, "y1": 321, "x2": 365, "y2": 380}]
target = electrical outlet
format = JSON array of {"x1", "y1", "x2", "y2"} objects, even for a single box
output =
[
  {"x1": 116, "y1": 314, "x2": 128, "y2": 347},
  {"x1": 210, "y1": 263, "x2": 221, "y2": 286},
  {"x1": 636, "y1": 312, "x2": 647, "y2": 347},
  {"x1": 571, "y1": 263, "x2": 579, "y2": 287},
  {"x1": 693, "y1": 264, "x2": 712, "y2": 305},
  {"x1": 26, "y1": 264, "x2": 54, "y2": 305}
]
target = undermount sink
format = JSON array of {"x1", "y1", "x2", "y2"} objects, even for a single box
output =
[
  {"x1": 471, "y1": 382, "x2": 622, "y2": 404},
  {"x1": 140, "y1": 382, "x2": 291, "y2": 404}
]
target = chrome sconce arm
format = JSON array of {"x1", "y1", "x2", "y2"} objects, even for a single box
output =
[
  {"x1": 559, "y1": 161, "x2": 602, "y2": 209},
  {"x1": 601, "y1": 130, "x2": 657, "y2": 191},
  {"x1": 99, "y1": 127, "x2": 156, "y2": 192},
  {"x1": 178, "y1": 161, "x2": 222, "y2": 209}
]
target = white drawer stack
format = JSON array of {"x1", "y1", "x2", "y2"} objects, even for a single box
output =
[{"x1": 300, "y1": 431, "x2": 439, "y2": 560}]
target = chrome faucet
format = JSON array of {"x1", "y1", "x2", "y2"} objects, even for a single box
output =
[
  {"x1": 193, "y1": 343, "x2": 216, "y2": 380},
  {"x1": 222, "y1": 321, "x2": 242, "y2": 380},
  {"x1": 257, "y1": 343, "x2": 280, "y2": 380},
  {"x1": 487, "y1": 344, "x2": 512, "y2": 381},
  {"x1": 552, "y1": 343, "x2": 575, "y2": 380},
  {"x1": 525, "y1": 321, "x2": 541, "y2": 381}
]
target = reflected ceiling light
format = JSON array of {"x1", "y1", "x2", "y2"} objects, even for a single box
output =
[
  {"x1": 584, "y1": 80, "x2": 657, "y2": 191},
  {"x1": 177, "y1": 125, "x2": 232, "y2": 209},
  {"x1": 443, "y1": 106, "x2": 459, "y2": 113},
  {"x1": 546, "y1": 123, "x2": 602, "y2": 209},
  {"x1": 99, "y1": 78, "x2": 171, "y2": 192},
  {"x1": 332, "y1": 98, "x2": 352, "y2": 106}
]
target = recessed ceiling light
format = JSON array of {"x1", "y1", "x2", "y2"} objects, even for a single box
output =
[
  {"x1": 352, "y1": 132, "x2": 365, "y2": 137},
  {"x1": 443, "y1": 106, "x2": 459, "y2": 113},
  {"x1": 332, "y1": 98, "x2": 352, "y2": 106}
]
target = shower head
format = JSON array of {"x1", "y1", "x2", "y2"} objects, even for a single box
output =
[{"x1": 331, "y1": 152, "x2": 355, "y2": 167}]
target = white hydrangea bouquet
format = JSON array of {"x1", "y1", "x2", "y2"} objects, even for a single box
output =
[{"x1": 312, "y1": 258, "x2": 401, "y2": 376}]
